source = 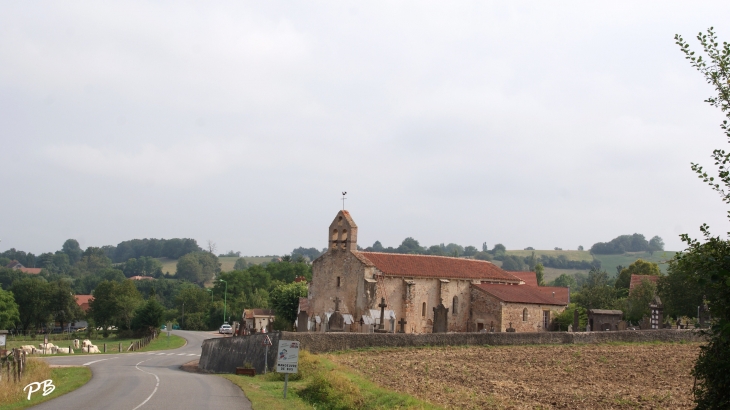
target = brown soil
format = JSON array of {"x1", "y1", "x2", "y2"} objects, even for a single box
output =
[{"x1": 332, "y1": 342, "x2": 700, "y2": 409}]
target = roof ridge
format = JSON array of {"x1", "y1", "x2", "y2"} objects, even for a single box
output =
[{"x1": 359, "y1": 251, "x2": 493, "y2": 262}]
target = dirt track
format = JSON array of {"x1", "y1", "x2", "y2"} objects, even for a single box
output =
[{"x1": 333, "y1": 342, "x2": 700, "y2": 409}]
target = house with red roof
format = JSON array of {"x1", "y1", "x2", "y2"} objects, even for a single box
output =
[
  {"x1": 309, "y1": 211, "x2": 568, "y2": 334},
  {"x1": 629, "y1": 274, "x2": 659, "y2": 294},
  {"x1": 6, "y1": 260, "x2": 42, "y2": 274}
]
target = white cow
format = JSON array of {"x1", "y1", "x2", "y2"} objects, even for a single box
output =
[
  {"x1": 19, "y1": 345, "x2": 35, "y2": 354},
  {"x1": 38, "y1": 342, "x2": 56, "y2": 349},
  {"x1": 82, "y1": 339, "x2": 93, "y2": 348},
  {"x1": 73, "y1": 339, "x2": 80, "y2": 349},
  {"x1": 86, "y1": 345, "x2": 100, "y2": 354},
  {"x1": 56, "y1": 347, "x2": 73, "y2": 354}
]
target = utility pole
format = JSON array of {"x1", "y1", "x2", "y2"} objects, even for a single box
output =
[{"x1": 220, "y1": 279, "x2": 228, "y2": 324}]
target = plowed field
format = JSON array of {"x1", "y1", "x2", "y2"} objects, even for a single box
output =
[{"x1": 333, "y1": 343, "x2": 700, "y2": 409}]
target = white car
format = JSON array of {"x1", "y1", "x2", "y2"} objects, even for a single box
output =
[{"x1": 219, "y1": 324, "x2": 233, "y2": 334}]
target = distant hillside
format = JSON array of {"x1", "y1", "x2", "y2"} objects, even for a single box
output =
[
  {"x1": 501, "y1": 249, "x2": 676, "y2": 282},
  {"x1": 157, "y1": 256, "x2": 276, "y2": 275}
]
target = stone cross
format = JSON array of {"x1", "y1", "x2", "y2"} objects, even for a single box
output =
[
  {"x1": 334, "y1": 297, "x2": 341, "y2": 312},
  {"x1": 376, "y1": 297, "x2": 388, "y2": 333},
  {"x1": 398, "y1": 317, "x2": 407, "y2": 333}
]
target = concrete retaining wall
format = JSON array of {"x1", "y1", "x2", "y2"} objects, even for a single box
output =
[{"x1": 199, "y1": 329, "x2": 703, "y2": 374}]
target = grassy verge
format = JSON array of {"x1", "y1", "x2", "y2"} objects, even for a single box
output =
[
  {"x1": 220, "y1": 351, "x2": 440, "y2": 410},
  {"x1": 6, "y1": 334, "x2": 187, "y2": 355},
  {"x1": 0, "y1": 361, "x2": 91, "y2": 410}
]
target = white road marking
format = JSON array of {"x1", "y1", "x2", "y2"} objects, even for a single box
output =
[
  {"x1": 82, "y1": 357, "x2": 118, "y2": 366},
  {"x1": 132, "y1": 360, "x2": 160, "y2": 410},
  {"x1": 177, "y1": 353, "x2": 185, "y2": 356}
]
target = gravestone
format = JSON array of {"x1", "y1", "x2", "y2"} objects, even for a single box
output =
[
  {"x1": 586, "y1": 323, "x2": 591, "y2": 332},
  {"x1": 375, "y1": 297, "x2": 389, "y2": 333},
  {"x1": 567, "y1": 324, "x2": 573, "y2": 332},
  {"x1": 432, "y1": 301, "x2": 449, "y2": 333},
  {"x1": 649, "y1": 295, "x2": 663, "y2": 329},
  {"x1": 573, "y1": 309, "x2": 579, "y2": 332},
  {"x1": 327, "y1": 297, "x2": 345, "y2": 332},
  {"x1": 506, "y1": 322, "x2": 516, "y2": 332},
  {"x1": 297, "y1": 311, "x2": 309, "y2": 332},
  {"x1": 398, "y1": 317, "x2": 407, "y2": 333}
]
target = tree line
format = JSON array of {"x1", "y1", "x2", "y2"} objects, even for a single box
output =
[{"x1": 590, "y1": 233, "x2": 664, "y2": 255}]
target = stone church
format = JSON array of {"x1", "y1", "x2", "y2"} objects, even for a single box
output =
[{"x1": 305, "y1": 210, "x2": 568, "y2": 333}]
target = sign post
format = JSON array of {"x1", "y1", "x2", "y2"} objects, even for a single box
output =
[
  {"x1": 166, "y1": 322, "x2": 172, "y2": 347},
  {"x1": 275, "y1": 340, "x2": 300, "y2": 399},
  {"x1": 262, "y1": 335, "x2": 272, "y2": 374},
  {"x1": 0, "y1": 330, "x2": 7, "y2": 348}
]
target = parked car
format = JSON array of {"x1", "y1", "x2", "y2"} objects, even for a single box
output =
[{"x1": 219, "y1": 324, "x2": 233, "y2": 334}]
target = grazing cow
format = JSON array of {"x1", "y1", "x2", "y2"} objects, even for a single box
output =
[
  {"x1": 19, "y1": 345, "x2": 35, "y2": 354},
  {"x1": 56, "y1": 347, "x2": 73, "y2": 354},
  {"x1": 86, "y1": 345, "x2": 101, "y2": 354},
  {"x1": 73, "y1": 339, "x2": 80, "y2": 349},
  {"x1": 82, "y1": 339, "x2": 92, "y2": 348}
]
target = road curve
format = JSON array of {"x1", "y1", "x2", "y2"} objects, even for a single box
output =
[{"x1": 31, "y1": 330, "x2": 251, "y2": 410}]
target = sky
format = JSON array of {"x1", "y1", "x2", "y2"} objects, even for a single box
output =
[{"x1": 2, "y1": 1, "x2": 730, "y2": 256}]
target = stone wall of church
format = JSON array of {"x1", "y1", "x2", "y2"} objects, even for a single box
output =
[
  {"x1": 470, "y1": 287, "x2": 505, "y2": 331},
  {"x1": 501, "y1": 303, "x2": 566, "y2": 332},
  {"x1": 376, "y1": 277, "x2": 473, "y2": 333},
  {"x1": 310, "y1": 249, "x2": 375, "y2": 321}
]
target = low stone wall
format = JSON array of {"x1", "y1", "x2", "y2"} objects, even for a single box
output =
[{"x1": 199, "y1": 329, "x2": 703, "y2": 374}]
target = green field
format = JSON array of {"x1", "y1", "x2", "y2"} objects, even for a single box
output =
[
  {"x1": 499, "y1": 250, "x2": 677, "y2": 281},
  {"x1": 0, "y1": 366, "x2": 91, "y2": 410},
  {"x1": 158, "y1": 256, "x2": 275, "y2": 275},
  {"x1": 505, "y1": 249, "x2": 592, "y2": 261}
]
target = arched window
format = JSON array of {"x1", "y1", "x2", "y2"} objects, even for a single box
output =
[
  {"x1": 452, "y1": 296, "x2": 458, "y2": 315},
  {"x1": 523, "y1": 308, "x2": 528, "y2": 322},
  {"x1": 422, "y1": 302, "x2": 426, "y2": 317}
]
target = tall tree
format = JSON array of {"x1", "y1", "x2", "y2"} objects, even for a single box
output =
[
  {"x1": 615, "y1": 259, "x2": 661, "y2": 293},
  {"x1": 269, "y1": 281, "x2": 308, "y2": 327},
  {"x1": 49, "y1": 280, "x2": 81, "y2": 331},
  {"x1": 62, "y1": 239, "x2": 82, "y2": 265},
  {"x1": 11, "y1": 277, "x2": 52, "y2": 331},
  {"x1": 675, "y1": 27, "x2": 730, "y2": 408},
  {"x1": 0, "y1": 288, "x2": 20, "y2": 329}
]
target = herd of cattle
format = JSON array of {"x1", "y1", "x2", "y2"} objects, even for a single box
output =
[{"x1": 18, "y1": 339, "x2": 102, "y2": 355}]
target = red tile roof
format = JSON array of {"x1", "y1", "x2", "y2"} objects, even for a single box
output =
[
  {"x1": 357, "y1": 252, "x2": 521, "y2": 282},
  {"x1": 473, "y1": 283, "x2": 567, "y2": 306},
  {"x1": 509, "y1": 271, "x2": 538, "y2": 286},
  {"x1": 629, "y1": 274, "x2": 659, "y2": 292},
  {"x1": 244, "y1": 309, "x2": 276, "y2": 319},
  {"x1": 536, "y1": 286, "x2": 570, "y2": 305},
  {"x1": 75, "y1": 295, "x2": 93, "y2": 312}
]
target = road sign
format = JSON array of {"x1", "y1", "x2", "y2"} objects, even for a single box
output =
[
  {"x1": 262, "y1": 335, "x2": 272, "y2": 346},
  {"x1": 275, "y1": 340, "x2": 300, "y2": 374}
]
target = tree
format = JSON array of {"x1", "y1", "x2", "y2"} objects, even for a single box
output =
[
  {"x1": 550, "y1": 273, "x2": 578, "y2": 290},
  {"x1": 11, "y1": 277, "x2": 52, "y2": 332},
  {"x1": 89, "y1": 281, "x2": 119, "y2": 335},
  {"x1": 131, "y1": 298, "x2": 165, "y2": 335},
  {"x1": 624, "y1": 279, "x2": 657, "y2": 323},
  {"x1": 674, "y1": 27, "x2": 730, "y2": 408},
  {"x1": 615, "y1": 259, "x2": 661, "y2": 292},
  {"x1": 49, "y1": 280, "x2": 81, "y2": 331},
  {"x1": 176, "y1": 253, "x2": 203, "y2": 283},
  {"x1": 573, "y1": 268, "x2": 617, "y2": 311},
  {"x1": 397, "y1": 237, "x2": 424, "y2": 254},
  {"x1": 62, "y1": 239, "x2": 82, "y2": 265},
  {"x1": 648, "y1": 236, "x2": 665, "y2": 255},
  {"x1": 578, "y1": 245, "x2": 584, "y2": 251},
  {"x1": 0, "y1": 288, "x2": 20, "y2": 329},
  {"x1": 534, "y1": 263, "x2": 545, "y2": 286},
  {"x1": 501, "y1": 255, "x2": 525, "y2": 271},
  {"x1": 657, "y1": 259, "x2": 704, "y2": 319},
  {"x1": 269, "y1": 281, "x2": 308, "y2": 328}
]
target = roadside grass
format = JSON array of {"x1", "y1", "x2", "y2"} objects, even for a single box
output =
[
  {"x1": 6, "y1": 333, "x2": 186, "y2": 355},
  {"x1": 0, "y1": 360, "x2": 91, "y2": 410},
  {"x1": 221, "y1": 350, "x2": 440, "y2": 410}
]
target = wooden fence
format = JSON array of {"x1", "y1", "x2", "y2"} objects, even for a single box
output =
[
  {"x1": 0, "y1": 349, "x2": 27, "y2": 382},
  {"x1": 127, "y1": 331, "x2": 158, "y2": 352}
]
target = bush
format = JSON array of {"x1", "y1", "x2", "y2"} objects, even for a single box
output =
[{"x1": 298, "y1": 371, "x2": 364, "y2": 409}]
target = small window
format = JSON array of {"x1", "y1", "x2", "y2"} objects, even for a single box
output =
[
  {"x1": 452, "y1": 296, "x2": 458, "y2": 315},
  {"x1": 337, "y1": 276, "x2": 341, "y2": 287},
  {"x1": 422, "y1": 302, "x2": 426, "y2": 317},
  {"x1": 543, "y1": 311, "x2": 550, "y2": 329},
  {"x1": 523, "y1": 308, "x2": 528, "y2": 322}
]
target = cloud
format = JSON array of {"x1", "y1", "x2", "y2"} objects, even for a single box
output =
[{"x1": 42, "y1": 141, "x2": 241, "y2": 185}]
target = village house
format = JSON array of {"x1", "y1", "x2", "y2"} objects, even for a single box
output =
[
  {"x1": 6, "y1": 260, "x2": 42, "y2": 274},
  {"x1": 306, "y1": 210, "x2": 568, "y2": 333},
  {"x1": 242, "y1": 309, "x2": 276, "y2": 332}
]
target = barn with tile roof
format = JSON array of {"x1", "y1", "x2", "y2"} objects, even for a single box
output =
[{"x1": 308, "y1": 210, "x2": 568, "y2": 333}]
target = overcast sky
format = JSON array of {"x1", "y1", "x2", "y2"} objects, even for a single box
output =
[{"x1": 2, "y1": 2, "x2": 730, "y2": 256}]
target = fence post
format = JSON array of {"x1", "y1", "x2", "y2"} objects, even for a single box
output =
[
  {"x1": 119, "y1": 343, "x2": 122, "y2": 353},
  {"x1": 103, "y1": 343, "x2": 106, "y2": 353}
]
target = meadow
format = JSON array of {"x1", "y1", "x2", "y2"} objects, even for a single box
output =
[{"x1": 158, "y1": 256, "x2": 275, "y2": 275}]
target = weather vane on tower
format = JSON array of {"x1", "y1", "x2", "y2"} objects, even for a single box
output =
[{"x1": 341, "y1": 191, "x2": 347, "y2": 210}]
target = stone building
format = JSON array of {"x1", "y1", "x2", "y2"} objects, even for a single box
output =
[{"x1": 307, "y1": 210, "x2": 568, "y2": 333}]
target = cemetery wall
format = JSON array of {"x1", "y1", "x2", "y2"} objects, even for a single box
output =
[{"x1": 198, "y1": 329, "x2": 703, "y2": 374}]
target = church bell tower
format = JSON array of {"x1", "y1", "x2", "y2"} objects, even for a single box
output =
[{"x1": 328, "y1": 210, "x2": 358, "y2": 251}]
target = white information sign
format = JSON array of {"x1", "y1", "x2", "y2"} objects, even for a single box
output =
[
  {"x1": 275, "y1": 340, "x2": 300, "y2": 374},
  {"x1": 0, "y1": 334, "x2": 6, "y2": 347}
]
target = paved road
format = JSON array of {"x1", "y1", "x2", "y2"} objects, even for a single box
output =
[{"x1": 32, "y1": 330, "x2": 251, "y2": 410}]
